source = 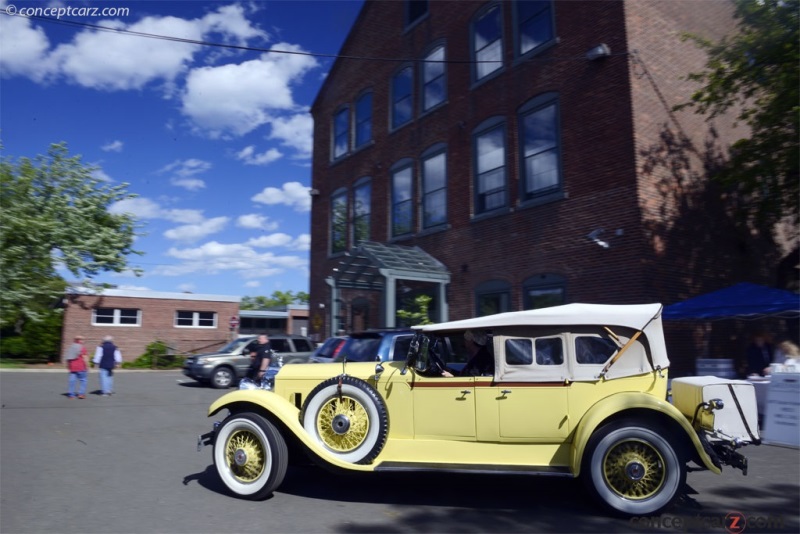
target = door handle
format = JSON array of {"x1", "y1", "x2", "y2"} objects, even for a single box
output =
[
  {"x1": 501, "y1": 390, "x2": 512, "y2": 395},
  {"x1": 460, "y1": 390, "x2": 471, "y2": 395}
]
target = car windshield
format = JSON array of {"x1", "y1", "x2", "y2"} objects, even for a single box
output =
[
  {"x1": 335, "y1": 336, "x2": 382, "y2": 362},
  {"x1": 218, "y1": 338, "x2": 253, "y2": 353},
  {"x1": 315, "y1": 338, "x2": 344, "y2": 358}
]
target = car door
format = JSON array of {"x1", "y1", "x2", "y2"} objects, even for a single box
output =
[
  {"x1": 411, "y1": 374, "x2": 477, "y2": 440},
  {"x1": 236, "y1": 339, "x2": 258, "y2": 376},
  {"x1": 476, "y1": 335, "x2": 571, "y2": 441}
]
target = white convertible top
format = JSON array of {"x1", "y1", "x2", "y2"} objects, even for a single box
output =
[{"x1": 414, "y1": 303, "x2": 669, "y2": 381}]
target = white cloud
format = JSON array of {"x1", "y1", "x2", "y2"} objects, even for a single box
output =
[
  {"x1": 51, "y1": 17, "x2": 201, "y2": 91},
  {"x1": 244, "y1": 281, "x2": 261, "y2": 288},
  {"x1": 0, "y1": 12, "x2": 52, "y2": 81},
  {"x1": 1, "y1": 3, "x2": 266, "y2": 90},
  {"x1": 91, "y1": 168, "x2": 112, "y2": 182},
  {"x1": 199, "y1": 4, "x2": 266, "y2": 44},
  {"x1": 110, "y1": 197, "x2": 204, "y2": 224},
  {"x1": 177, "y1": 283, "x2": 196, "y2": 292},
  {"x1": 158, "y1": 159, "x2": 210, "y2": 190},
  {"x1": 45, "y1": 5, "x2": 266, "y2": 92},
  {"x1": 159, "y1": 158, "x2": 211, "y2": 178},
  {"x1": 252, "y1": 181, "x2": 311, "y2": 212},
  {"x1": 236, "y1": 214, "x2": 279, "y2": 231},
  {"x1": 290, "y1": 233, "x2": 311, "y2": 251},
  {"x1": 101, "y1": 140, "x2": 124, "y2": 152},
  {"x1": 236, "y1": 145, "x2": 282, "y2": 166},
  {"x1": 157, "y1": 240, "x2": 307, "y2": 280},
  {"x1": 246, "y1": 233, "x2": 293, "y2": 248},
  {"x1": 181, "y1": 45, "x2": 317, "y2": 138},
  {"x1": 170, "y1": 177, "x2": 206, "y2": 191},
  {"x1": 115, "y1": 283, "x2": 151, "y2": 291},
  {"x1": 246, "y1": 233, "x2": 310, "y2": 250},
  {"x1": 1, "y1": 5, "x2": 317, "y2": 159},
  {"x1": 163, "y1": 216, "x2": 229, "y2": 242},
  {"x1": 269, "y1": 113, "x2": 314, "y2": 158}
]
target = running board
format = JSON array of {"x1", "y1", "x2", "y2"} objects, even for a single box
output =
[{"x1": 375, "y1": 462, "x2": 572, "y2": 477}]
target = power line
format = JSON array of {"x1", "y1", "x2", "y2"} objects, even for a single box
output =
[{"x1": 12, "y1": 13, "x2": 629, "y2": 65}]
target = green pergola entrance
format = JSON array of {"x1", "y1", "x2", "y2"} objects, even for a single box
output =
[{"x1": 325, "y1": 241, "x2": 450, "y2": 334}]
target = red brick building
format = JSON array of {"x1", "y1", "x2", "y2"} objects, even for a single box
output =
[
  {"x1": 61, "y1": 288, "x2": 240, "y2": 362},
  {"x1": 308, "y1": 1, "x2": 782, "y2": 372}
]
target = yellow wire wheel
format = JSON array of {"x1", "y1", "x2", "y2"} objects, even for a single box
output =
[
  {"x1": 213, "y1": 413, "x2": 288, "y2": 500},
  {"x1": 225, "y1": 428, "x2": 266, "y2": 483},
  {"x1": 315, "y1": 394, "x2": 371, "y2": 452},
  {"x1": 601, "y1": 438, "x2": 666, "y2": 500},
  {"x1": 301, "y1": 376, "x2": 389, "y2": 464},
  {"x1": 584, "y1": 422, "x2": 685, "y2": 516}
]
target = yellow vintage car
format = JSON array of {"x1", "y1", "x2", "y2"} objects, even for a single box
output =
[{"x1": 198, "y1": 303, "x2": 760, "y2": 516}]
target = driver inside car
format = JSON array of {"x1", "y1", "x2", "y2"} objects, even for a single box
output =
[{"x1": 441, "y1": 329, "x2": 493, "y2": 377}]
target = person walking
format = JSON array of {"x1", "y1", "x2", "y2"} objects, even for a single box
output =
[
  {"x1": 93, "y1": 336, "x2": 122, "y2": 396},
  {"x1": 247, "y1": 334, "x2": 272, "y2": 381},
  {"x1": 64, "y1": 335, "x2": 88, "y2": 399}
]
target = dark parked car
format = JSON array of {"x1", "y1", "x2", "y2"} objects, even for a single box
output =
[
  {"x1": 309, "y1": 330, "x2": 414, "y2": 364},
  {"x1": 309, "y1": 336, "x2": 346, "y2": 362},
  {"x1": 183, "y1": 334, "x2": 315, "y2": 388}
]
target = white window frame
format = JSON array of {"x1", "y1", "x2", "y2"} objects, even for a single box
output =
[
  {"x1": 91, "y1": 308, "x2": 141, "y2": 327},
  {"x1": 174, "y1": 311, "x2": 217, "y2": 329}
]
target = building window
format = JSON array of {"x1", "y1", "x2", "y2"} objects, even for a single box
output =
[
  {"x1": 333, "y1": 106, "x2": 349, "y2": 159},
  {"x1": 354, "y1": 92, "x2": 372, "y2": 148},
  {"x1": 515, "y1": 0, "x2": 555, "y2": 57},
  {"x1": 520, "y1": 94, "x2": 561, "y2": 200},
  {"x1": 353, "y1": 178, "x2": 371, "y2": 244},
  {"x1": 422, "y1": 46, "x2": 446, "y2": 112},
  {"x1": 406, "y1": 0, "x2": 428, "y2": 27},
  {"x1": 475, "y1": 280, "x2": 511, "y2": 316},
  {"x1": 392, "y1": 66, "x2": 413, "y2": 130},
  {"x1": 421, "y1": 145, "x2": 447, "y2": 229},
  {"x1": 391, "y1": 161, "x2": 414, "y2": 237},
  {"x1": 474, "y1": 119, "x2": 507, "y2": 214},
  {"x1": 472, "y1": 5, "x2": 503, "y2": 81},
  {"x1": 331, "y1": 189, "x2": 348, "y2": 254},
  {"x1": 523, "y1": 274, "x2": 565, "y2": 309},
  {"x1": 175, "y1": 311, "x2": 217, "y2": 328},
  {"x1": 92, "y1": 308, "x2": 141, "y2": 326}
]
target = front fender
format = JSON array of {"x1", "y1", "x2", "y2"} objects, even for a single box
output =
[
  {"x1": 207, "y1": 390, "x2": 375, "y2": 473},
  {"x1": 570, "y1": 391, "x2": 721, "y2": 477}
]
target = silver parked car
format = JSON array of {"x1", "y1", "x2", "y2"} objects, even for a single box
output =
[{"x1": 182, "y1": 334, "x2": 315, "y2": 388}]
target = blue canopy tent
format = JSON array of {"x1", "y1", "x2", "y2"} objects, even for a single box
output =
[{"x1": 663, "y1": 282, "x2": 800, "y2": 321}]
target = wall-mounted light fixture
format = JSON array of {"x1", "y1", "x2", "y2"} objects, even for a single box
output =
[
  {"x1": 586, "y1": 43, "x2": 611, "y2": 61},
  {"x1": 309, "y1": 188, "x2": 320, "y2": 196},
  {"x1": 587, "y1": 228, "x2": 610, "y2": 249}
]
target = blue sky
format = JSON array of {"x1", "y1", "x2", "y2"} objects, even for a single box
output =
[{"x1": 0, "y1": 0, "x2": 364, "y2": 298}]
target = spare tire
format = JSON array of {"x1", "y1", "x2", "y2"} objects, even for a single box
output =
[{"x1": 300, "y1": 376, "x2": 389, "y2": 464}]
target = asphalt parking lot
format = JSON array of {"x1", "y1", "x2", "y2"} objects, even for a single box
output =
[{"x1": 1, "y1": 369, "x2": 798, "y2": 534}]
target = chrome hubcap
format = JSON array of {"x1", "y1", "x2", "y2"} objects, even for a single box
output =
[
  {"x1": 625, "y1": 461, "x2": 645, "y2": 481},
  {"x1": 331, "y1": 414, "x2": 351, "y2": 434}
]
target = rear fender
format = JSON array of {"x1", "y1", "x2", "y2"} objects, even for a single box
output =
[
  {"x1": 207, "y1": 390, "x2": 375, "y2": 473},
  {"x1": 570, "y1": 392, "x2": 720, "y2": 477}
]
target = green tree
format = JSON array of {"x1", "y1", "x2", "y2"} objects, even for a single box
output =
[
  {"x1": 397, "y1": 294, "x2": 433, "y2": 326},
  {"x1": 241, "y1": 290, "x2": 309, "y2": 309},
  {"x1": 0, "y1": 143, "x2": 140, "y2": 329},
  {"x1": 678, "y1": 0, "x2": 799, "y2": 228}
]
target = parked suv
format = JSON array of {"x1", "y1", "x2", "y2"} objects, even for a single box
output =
[
  {"x1": 309, "y1": 330, "x2": 414, "y2": 364},
  {"x1": 183, "y1": 334, "x2": 316, "y2": 388}
]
